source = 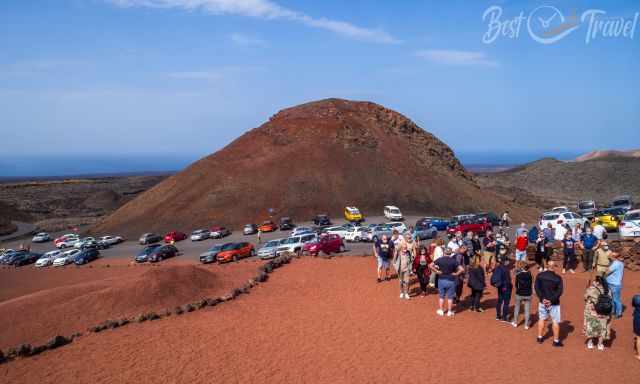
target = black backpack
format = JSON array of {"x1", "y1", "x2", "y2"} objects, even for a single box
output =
[
  {"x1": 490, "y1": 267, "x2": 503, "y2": 288},
  {"x1": 594, "y1": 285, "x2": 613, "y2": 316}
]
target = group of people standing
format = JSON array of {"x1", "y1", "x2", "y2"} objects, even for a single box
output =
[{"x1": 372, "y1": 223, "x2": 640, "y2": 358}]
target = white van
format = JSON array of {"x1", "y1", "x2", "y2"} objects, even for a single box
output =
[{"x1": 384, "y1": 206, "x2": 403, "y2": 221}]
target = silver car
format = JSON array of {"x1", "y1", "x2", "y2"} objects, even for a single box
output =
[
  {"x1": 258, "y1": 239, "x2": 285, "y2": 260},
  {"x1": 368, "y1": 225, "x2": 393, "y2": 242}
]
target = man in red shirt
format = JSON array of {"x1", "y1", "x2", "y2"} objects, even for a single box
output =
[{"x1": 515, "y1": 232, "x2": 528, "y2": 263}]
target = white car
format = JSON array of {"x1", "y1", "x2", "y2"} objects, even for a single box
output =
[
  {"x1": 619, "y1": 209, "x2": 640, "y2": 238},
  {"x1": 73, "y1": 237, "x2": 96, "y2": 249},
  {"x1": 323, "y1": 226, "x2": 351, "y2": 238},
  {"x1": 291, "y1": 227, "x2": 314, "y2": 237},
  {"x1": 539, "y1": 211, "x2": 588, "y2": 233},
  {"x1": 35, "y1": 250, "x2": 62, "y2": 267},
  {"x1": 385, "y1": 222, "x2": 408, "y2": 234},
  {"x1": 276, "y1": 233, "x2": 317, "y2": 256},
  {"x1": 53, "y1": 249, "x2": 81, "y2": 267},
  {"x1": 190, "y1": 229, "x2": 211, "y2": 241},
  {"x1": 384, "y1": 206, "x2": 403, "y2": 221},
  {"x1": 98, "y1": 235, "x2": 124, "y2": 245},
  {"x1": 32, "y1": 232, "x2": 50, "y2": 243},
  {"x1": 56, "y1": 236, "x2": 80, "y2": 249},
  {"x1": 345, "y1": 226, "x2": 370, "y2": 242}
]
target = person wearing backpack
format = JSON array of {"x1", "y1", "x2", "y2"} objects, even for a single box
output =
[
  {"x1": 583, "y1": 276, "x2": 612, "y2": 350},
  {"x1": 605, "y1": 252, "x2": 624, "y2": 318},
  {"x1": 512, "y1": 261, "x2": 533, "y2": 329},
  {"x1": 491, "y1": 254, "x2": 512, "y2": 322}
]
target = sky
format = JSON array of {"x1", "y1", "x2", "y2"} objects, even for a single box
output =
[{"x1": 0, "y1": 0, "x2": 638, "y2": 175}]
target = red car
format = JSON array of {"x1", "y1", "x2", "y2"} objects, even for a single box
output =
[
  {"x1": 446, "y1": 216, "x2": 492, "y2": 236},
  {"x1": 303, "y1": 234, "x2": 345, "y2": 256},
  {"x1": 217, "y1": 242, "x2": 255, "y2": 263},
  {"x1": 164, "y1": 231, "x2": 187, "y2": 243},
  {"x1": 258, "y1": 221, "x2": 277, "y2": 233}
]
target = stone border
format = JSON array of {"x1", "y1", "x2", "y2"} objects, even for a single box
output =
[{"x1": 0, "y1": 253, "x2": 295, "y2": 365}]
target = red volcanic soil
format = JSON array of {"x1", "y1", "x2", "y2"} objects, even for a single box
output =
[
  {"x1": 92, "y1": 98, "x2": 537, "y2": 237},
  {"x1": 0, "y1": 260, "x2": 259, "y2": 350},
  {"x1": 2, "y1": 257, "x2": 638, "y2": 383}
]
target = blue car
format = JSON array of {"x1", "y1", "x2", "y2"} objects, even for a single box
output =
[
  {"x1": 416, "y1": 217, "x2": 449, "y2": 231},
  {"x1": 413, "y1": 224, "x2": 438, "y2": 240}
]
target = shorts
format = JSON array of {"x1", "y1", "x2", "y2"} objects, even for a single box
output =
[
  {"x1": 377, "y1": 256, "x2": 389, "y2": 269},
  {"x1": 483, "y1": 251, "x2": 494, "y2": 265},
  {"x1": 538, "y1": 303, "x2": 561, "y2": 323},
  {"x1": 438, "y1": 278, "x2": 456, "y2": 299},
  {"x1": 515, "y1": 250, "x2": 527, "y2": 262}
]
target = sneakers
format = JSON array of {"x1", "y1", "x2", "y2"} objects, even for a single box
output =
[
  {"x1": 570, "y1": 269, "x2": 576, "y2": 274},
  {"x1": 537, "y1": 336, "x2": 544, "y2": 344},
  {"x1": 400, "y1": 293, "x2": 404, "y2": 299},
  {"x1": 562, "y1": 269, "x2": 566, "y2": 274},
  {"x1": 436, "y1": 309, "x2": 445, "y2": 316},
  {"x1": 377, "y1": 278, "x2": 382, "y2": 283},
  {"x1": 405, "y1": 294, "x2": 410, "y2": 300},
  {"x1": 511, "y1": 321, "x2": 518, "y2": 328},
  {"x1": 524, "y1": 325, "x2": 529, "y2": 330},
  {"x1": 587, "y1": 340, "x2": 594, "y2": 349},
  {"x1": 476, "y1": 307, "x2": 485, "y2": 313},
  {"x1": 447, "y1": 310, "x2": 455, "y2": 317},
  {"x1": 597, "y1": 343, "x2": 604, "y2": 351},
  {"x1": 552, "y1": 340, "x2": 563, "y2": 348}
]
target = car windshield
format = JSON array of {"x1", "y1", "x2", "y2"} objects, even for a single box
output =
[
  {"x1": 579, "y1": 202, "x2": 595, "y2": 209},
  {"x1": 221, "y1": 243, "x2": 236, "y2": 251},
  {"x1": 612, "y1": 199, "x2": 630, "y2": 207},
  {"x1": 284, "y1": 237, "x2": 300, "y2": 244},
  {"x1": 543, "y1": 213, "x2": 559, "y2": 220},
  {"x1": 625, "y1": 212, "x2": 640, "y2": 220},
  {"x1": 390, "y1": 209, "x2": 400, "y2": 214}
]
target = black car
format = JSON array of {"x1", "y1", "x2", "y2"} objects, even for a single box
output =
[
  {"x1": 135, "y1": 244, "x2": 162, "y2": 263},
  {"x1": 474, "y1": 212, "x2": 500, "y2": 226},
  {"x1": 75, "y1": 249, "x2": 100, "y2": 265},
  {"x1": 279, "y1": 217, "x2": 295, "y2": 230},
  {"x1": 9, "y1": 251, "x2": 42, "y2": 267},
  {"x1": 148, "y1": 245, "x2": 178, "y2": 263},
  {"x1": 139, "y1": 233, "x2": 162, "y2": 245},
  {"x1": 313, "y1": 214, "x2": 332, "y2": 226}
]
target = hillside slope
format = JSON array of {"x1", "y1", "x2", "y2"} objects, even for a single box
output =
[{"x1": 93, "y1": 98, "x2": 535, "y2": 236}]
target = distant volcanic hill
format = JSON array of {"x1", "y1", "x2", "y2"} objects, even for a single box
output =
[
  {"x1": 93, "y1": 98, "x2": 533, "y2": 236},
  {"x1": 575, "y1": 149, "x2": 640, "y2": 162}
]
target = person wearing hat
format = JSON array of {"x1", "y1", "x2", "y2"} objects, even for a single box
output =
[
  {"x1": 430, "y1": 247, "x2": 464, "y2": 317},
  {"x1": 632, "y1": 294, "x2": 640, "y2": 361},
  {"x1": 605, "y1": 252, "x2": 624, "y2": 318},
  {"x1": 593, "y1": 241, "x2": 612, "y2": 278}
]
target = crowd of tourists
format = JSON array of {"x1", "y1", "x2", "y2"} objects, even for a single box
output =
[{"x1": 372, "y1": 222, "x2": 640, "y2": 359}]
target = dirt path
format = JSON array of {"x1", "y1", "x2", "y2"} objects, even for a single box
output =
[{"x1": 2, "y1": 257, "x2": 639, "y2": 383}]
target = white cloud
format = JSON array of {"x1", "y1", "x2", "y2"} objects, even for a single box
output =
[
  {"x1": 230, "y1": 33, "x2": 269, "y2": 47},
  {"x1": 107, "y1": 0, "x2": 399, "y2": 43},
  {"x1": 415, "y1": 50, "x2": 498, "y2": 67}
]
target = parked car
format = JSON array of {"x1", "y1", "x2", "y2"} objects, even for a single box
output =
[
  {"x1": 577, "y1": 200, "x2": 597, "y2": 218},
  {"x1": 451, "y1": 214, "x2": 475, "y2": 223},
  {"x1": 344, "y1": 206, "x2": 364, "y2": 223},
  {"x1": 323, "y1": 226, "x2": 351, "y2": 238},
  {"x1": 98, "y1": 235, "x2": 124, "y2": 245},
  {"x1": 243, "y1": 224, "x2": 258, "y2": 235},
  {"x1": 474, "y1": 212, "x2": 500, "y2": 227},
  {"x1": 551, "y1": 206, "x2": 570, "y2": 213},
  {"x1": 384, "y1": 205, "x2": 403, "y2": 221},
  {"x1": 35, "y1": 250, "x2": 62, "y2": 267},
  {"x1": 368, "y1": 224, "x2": 394, "y2": 242},
  {"x1": 312, "y1": 214, "x2": 332, "y2": 226},
  {"x1": 139, "y1": 233, "x2": 162, "y2": 245},
  {"x1": 386, "y1": 222, "x2": 407, "y2": 234},
  {"x1": 53, "y1": 249, "x2": 81, "y2": 267},
  {"x1": 258, "y1": 221, "x2": 277, "y2": 233},
  {"x1": 8, "y1": 251, "x2": 42, "y2": 267},
  {"x1": 303, "y1": 234, "x2": 345, "y2": 256},
  {"x1": 291, "y1": 227, "x2": 314, "y2": 237},
  {"x1": 74, "y1": 248, "x2": 100, "y2": 265},
  {"x1": 148, "y1": 245, "x2": 179, "y2": 263},
  {"x1": 32, "y1": 232, "x2": 50, "y2": 243},
  {"x1": 0, "y1": 249, "x2": 18, "y2": 264},
  {"x1": 73, "y1": 237, "x2": 96, "y2": 248},
  {"x1": 135, "y1": 244, "x2": 162, "y2": 263},
  {"x1": 413, "y1": 224, "x2": 438, "y2": 240},
  {"x1": 416, "y1": 217, "x2": 449, "y2": 231},
  {"x1": 79, "y1": 239, "x2": 108, "y2": 251},
  {"x1": 594, "y1": 208, "x2": 626, "y2": 231},
  {"x1": 277, "y1": 233, "x2": 317, "y2": 256},
  {"x1": 258, "y1": 239, "x2": 285, "y2": 260},
  {"x1": 164, "y1": 231, "x2": 187, "y2": 243},
  {"x1": 279, "y1": 217, "x2": 295, "y2": 230},
  {"x1": 217, "y1": 242, "x2": 255, "y2": 263},
  {"x1": 447, "y1": 216, "x2": 492, "y2": 236},
  {"x1": 55, "y1": 235, "x2": 80, "y2": 249},
  {"x1": 539, "y1": 211, "x2": 588, "y2": 231},
  {"x1": 199, "y1": 243, "x2": 232, "y2": 264},
  {"x1": 190, "y1": 229, "x2": 211, "y2": 241},
  {"x1": 611, "y1": 195, "x2": 634, "y2": 212},
  {"x1": 210, "y1": 226, "x2": 231, "y2": 238},
  {"x1": 619, "y1": 209, "x2": 640, "y2": 239},
  {"x1": 344, "y1": 226, "x2": 370, "y2": 242}
]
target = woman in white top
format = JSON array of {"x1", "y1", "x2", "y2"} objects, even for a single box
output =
[{"x1": 429, "y1": 238, "x2": 445, "y2": 288}]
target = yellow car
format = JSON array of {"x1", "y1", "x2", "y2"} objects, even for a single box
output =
[
  {"x1": 594, "y1": 208, "x2": 625, "y2": 231},
  {"x1": 344, "y1": 206, "x2": 364, "y2": 223}
]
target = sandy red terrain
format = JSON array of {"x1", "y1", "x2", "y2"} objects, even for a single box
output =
[
  {"x1": 1, "y1": 257, "x2": 638, "y2": 383},
  {"x1": 0, "y1": 259, "x2": 259, "y2": 350}
]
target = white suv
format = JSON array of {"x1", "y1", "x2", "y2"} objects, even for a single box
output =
[
  {"x1": 539, "y1": 211, "x2": 588, "y2": 232},
  {"x1": 384, "y1": 206, "x2": 403, "y2": 221},
  {"x1": 619, "y1": 209, "x2": 640, "y2": 238},
  {"x1": 276, "y1": 233, "x2": 317, "y2": 256}
]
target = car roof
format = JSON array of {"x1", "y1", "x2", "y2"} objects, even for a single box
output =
[{"x1": 625, "y1": 209, "x2": 640, "y2": 215}]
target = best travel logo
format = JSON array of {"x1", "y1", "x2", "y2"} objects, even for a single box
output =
[{"x1": 482, "y1": 5, "x2": 639, "y2": 45}]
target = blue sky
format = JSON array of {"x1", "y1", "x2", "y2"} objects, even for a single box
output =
[{"x1": 0, "y1": 0, "x2": 638, "y2": 174}]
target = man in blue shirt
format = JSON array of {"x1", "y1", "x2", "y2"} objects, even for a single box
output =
[
  {"x1": 581, "y1": 228, "x2": 598, "y2": 272},
  {"x1": 606, "y1": 252, "x2": 624, "y2": 318}
]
